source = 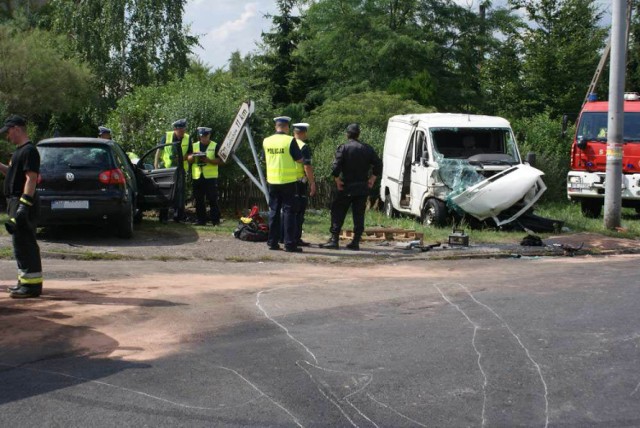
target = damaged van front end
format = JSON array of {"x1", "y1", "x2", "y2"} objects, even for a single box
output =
[{"x1": 380, "y1": 113, "x2": 552, "y2": 229}]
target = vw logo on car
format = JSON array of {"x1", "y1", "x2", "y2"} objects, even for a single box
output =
[{"x1": 66, "y1": 172, "x2": 75, "y2": 182}]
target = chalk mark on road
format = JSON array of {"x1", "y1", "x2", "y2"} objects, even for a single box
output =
[
  {"x1": 258, "y1": 287, "x2": 390, "y2": 428},
  {"x1": 365, "y1": 393, "x2": 429, "y2": 428},
  {"x1": 0, "y1": 362, "x2": 270, "y2": 413},
  {"x1": 631, "y1": 381, "x2": 640, "y2": 396},
  {"x1": 460, "y1": 284, "x2": 550, "y2": 428},
  {"x1": 215, "y1": 365, "x2": 304, "y2": 427},
  {"x1": 434, "y1": 283, "x2": 550, "y2": 428},
  {"x1": 256, "y1": 288, "x2": 318, "y2": 364},
  {"x1": 433, "y1": 284, "x2": 488, "y2": 428}
]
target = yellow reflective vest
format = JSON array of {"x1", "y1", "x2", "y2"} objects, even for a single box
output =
[
  {"x1": 263, "y1": 134, "x2": 298, "y2": 184},
  {"x1": 162, "y1": 131, "x2": 190, "y2": 170},
  {"x1": 192, "y1": 141, "x2": 219, "y2": 179},
  {"x1": 295, "y1": 138, "x2": 306, "y2": 180}
]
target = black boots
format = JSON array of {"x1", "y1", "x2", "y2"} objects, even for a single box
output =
[
  {"x1": 320, "y1": 234, "x2": 340, "y2": 249},
  {"x1": 346, "y1": 235, "x2": 361, "y2": 251},
  {"x1": 10, "y1": 284, "x2": 42, "y2": 298}
]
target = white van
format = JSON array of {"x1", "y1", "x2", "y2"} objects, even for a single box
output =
[{"x1": 379, "y1": 113, "x2": 546, "y2": 227}]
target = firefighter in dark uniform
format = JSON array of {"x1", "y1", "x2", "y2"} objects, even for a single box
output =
[
  {"x1": 187, "y1": 127, "x2": 222, "y2": 226},
  {"x1": 292, "y1": 123, "x2": 316, "y2": 246},
  {"x1": 0, "y1": 115, "x2": 43, "y2": 298},
  {"x1": 264, "y1": 116, "x2": 304, "y2": 252},
  {"x1": 157, "y1": 118, "x2": 190, "y2": 223},
  {"x1": 320, "y1": 123, "x2": 382, "y2": 251}
]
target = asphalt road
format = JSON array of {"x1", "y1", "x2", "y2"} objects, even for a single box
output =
[{"x1": 1, "y1": 255, "x2": 639, "y2": 427}]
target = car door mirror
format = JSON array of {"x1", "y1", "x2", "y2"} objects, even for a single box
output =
[
  {"x1": 576, "y1": 135, "x2": 587, "y2": 150},
  {"x1": 525, "y1": 152, "x2": 536, "y2": 167}
]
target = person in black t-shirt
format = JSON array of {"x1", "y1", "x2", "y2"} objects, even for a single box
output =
[
  {"x1": 320, "y1": 123, "x2": 382, "y2": 251},
  {"x1": 0, "y1": 115, "x2": 43, "y2": 298}
]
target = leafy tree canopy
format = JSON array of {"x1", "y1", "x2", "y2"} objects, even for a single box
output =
[
  {"x1": 0, "y1": 24, "x2": 96, "y2": 137},
  {"x1": 48, "y1": 0, "x2": 198, "y2": 106}
]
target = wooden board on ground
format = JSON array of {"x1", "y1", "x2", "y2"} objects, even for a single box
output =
[{"x1": 341, "y1": 228, "x2": 424, "y2": 245}]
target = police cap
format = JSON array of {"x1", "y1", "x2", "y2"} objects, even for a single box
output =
[
  {"x1": 173, "y1": 118, "x2": 187, "y2": 129},
  {"x1": 197, "y1": 126, "x2": 212, "y2": 136},
  {"x1": 273, "y1": 116, "x2": 291, "y2": 124},
  {"x1": 98, "y1": 126, "x2": 111, "y2": 136},
  {"x1": 293, "y1": 123, "x2": 309, "y2": 132}
]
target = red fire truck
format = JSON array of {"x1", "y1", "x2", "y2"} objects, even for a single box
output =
[{"x1": 567, "y1": 92, "x2": 640, "y2": 217}]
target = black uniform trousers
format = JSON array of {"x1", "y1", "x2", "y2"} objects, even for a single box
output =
[
  {"x1": 268, "y1": 182, "x2": 297, "y2": 249},
  {"x1": 193, "y1": 176, "x2": 220, "y2": 225},
  {"x1": 294, "y1": 181, "x2": 308, "y2": 243},
  {"x1": 329, "y1": 189, "x2": 367, "y2": 237},
  {"x1": 7, "y1": 196, "x2": 42, "y2": 287}
]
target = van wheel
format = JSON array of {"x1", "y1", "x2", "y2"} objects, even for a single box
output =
[
  {"x1": 580, "y1": 199, "x2": 602, "y2": 218},
  {"x1": 384, "y1": 195, "x2": 398, "y2": 218},
  {"x1": 421, "y1": 199, "x2": 447, "y2": 227}
]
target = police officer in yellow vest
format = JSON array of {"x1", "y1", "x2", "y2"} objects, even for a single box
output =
[
  {"x1": 158, "y1": 118, "x2": 190, "y2": 223},
  {"x1": 292, "y1": 123, "x2": 316, "y2": 246},
  {"x1": 264, "y1": 116, "x2": 304, "y2": 252},
  {"x1": 187, "y1": 127, "x2": 222, "y2": 226}
]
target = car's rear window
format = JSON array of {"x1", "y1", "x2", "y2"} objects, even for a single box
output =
[{"x1": 39, "y1": 145, "x2": 113, "y2": 172}]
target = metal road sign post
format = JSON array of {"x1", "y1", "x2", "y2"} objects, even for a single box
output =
[{"x1": 219, "y1": 101, "x2": 269, "y2": 204}]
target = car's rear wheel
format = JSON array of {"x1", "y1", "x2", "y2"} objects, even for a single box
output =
[{"x1": 115, "y1": 200, "x2": 134, "y2": 239}]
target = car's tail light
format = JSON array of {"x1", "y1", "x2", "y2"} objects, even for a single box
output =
[{"x1": 98, "y1": 168, "x2": 126, "y2": 185}]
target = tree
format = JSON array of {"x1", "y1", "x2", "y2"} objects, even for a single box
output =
[
  {"x1": 513, "y1": 0, "x2": 606, "y2": 117},
  {"x1": 0, "y1": 25, "x2": 96, "y2": 137},
  {"x1": 48, "y1": 0, "x2": 197, "y2": 105},
  {"x1": 259, "y1": 0, "x2": 302, "y2": 106}
]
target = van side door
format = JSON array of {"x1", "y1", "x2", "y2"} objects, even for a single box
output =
[{"x1": 409, "y1": 129, "x2": 430, "y2": 216}]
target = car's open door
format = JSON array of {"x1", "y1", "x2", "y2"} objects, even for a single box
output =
[{"x1": 134, "y1": 143, "x2": 183, "y2": 210}]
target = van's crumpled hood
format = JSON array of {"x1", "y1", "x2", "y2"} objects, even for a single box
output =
[{"x1": 450, "y1": 164, "x2": 546, "y2": 226}]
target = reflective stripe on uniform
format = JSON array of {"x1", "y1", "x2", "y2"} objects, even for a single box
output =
[{"x1": 18, "y1": 271, "x2": 43, "y2": 285}]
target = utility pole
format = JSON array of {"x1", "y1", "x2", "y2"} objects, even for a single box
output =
[{"x1": 604, "y1": 0, "x2": 628, "y2": 229}]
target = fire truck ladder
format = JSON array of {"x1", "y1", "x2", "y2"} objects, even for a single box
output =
[{"x1": 582, "y1": 1, "x2": 633, "y2": 108}]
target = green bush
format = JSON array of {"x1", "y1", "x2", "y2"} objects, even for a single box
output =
[
  {"x1": 306, "y1": 91, "x2": 430, "y2": 179},
  {"x1": 511, "y1": 112, "x2": 574, "y2": 202},
  {"x1": 106, "y1": 70, "x2": 274, "y2": 180}
]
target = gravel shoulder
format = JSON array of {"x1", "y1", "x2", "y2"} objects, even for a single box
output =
[{"x1": 0, "y1": 220, "x2": 638, "y2": 264}]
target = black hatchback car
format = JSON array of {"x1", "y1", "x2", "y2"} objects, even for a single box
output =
[{"x1": 36, "y1": 138, "x2": 180, "y2": 238}]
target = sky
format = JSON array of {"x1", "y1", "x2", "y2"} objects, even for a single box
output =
[
  {"x1": 185, "y1": 0, "x2": 279, "y2": 70},
  {"x1": 184, "y1": 0, "x2": 614, "y2": 71}
]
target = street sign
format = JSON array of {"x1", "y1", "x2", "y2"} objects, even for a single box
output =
[{"x1": 218, "y1": 101, "x2": 254, "y2": 163}]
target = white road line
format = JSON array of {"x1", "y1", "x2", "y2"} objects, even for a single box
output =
[
  {"x1": 461, "y1": 284, "x2": 550, "y2": 428},
  {"x1": 433, "y1": 284, "x2": 488, "y2": 428}
]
